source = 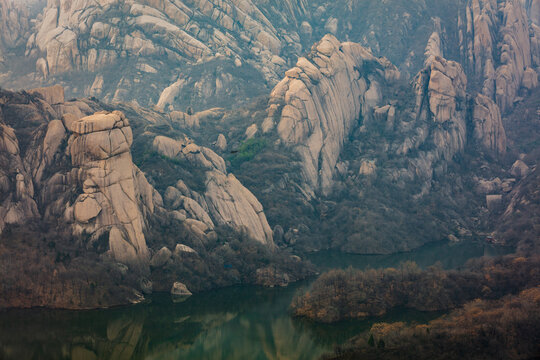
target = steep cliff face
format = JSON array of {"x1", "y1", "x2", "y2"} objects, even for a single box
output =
[
  {"x1": 68, "y1": 111, "x2": 159, "y2": 265},
  {"x1": 231, "y1": 29, "x2": 534, "y2": 254},
  {"x1": 19, "y1": 0, "x2": 313, "y2": 108},
  {"x1": 461, "y1": 0, "x2": 538, "y2": 112},
  {"x1": 153, "y1": 135, "x2": 273, "y2": 245},
  {"x1": 265, "y1": 34, "x2": 470, "y2": 196},
  {"x1": 0, "y1": 86, "x2": 290, "y2": 308},
  {"x1": 2, "y1": 0, "x2": 537, "y2": 113},
  {"x1": 0, "y1": 86, "x2": 71, "y2": 235},
  {"x1": 27, "y1": 0, "x2": 283, "y2": 75},
  {"x1": 0, "y1": 89, "x2": 158, "y2": 267},
  {"x1": 472, "y1": 93, "x2": 507, "y2": 155},
  {"x1": 412, "y1": 55, "x2": 468, "y2": 167},
  {"x1": 266, "y1": 34, "x2": 399, "y2": 196}
]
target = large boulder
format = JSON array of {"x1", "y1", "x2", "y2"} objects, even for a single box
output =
[
  {"x1": 171, "y1": 282, "x2": 192, "y2": 296},
  {"x1": 153, "y1": 135, "x2": 274, "y2": 246}
]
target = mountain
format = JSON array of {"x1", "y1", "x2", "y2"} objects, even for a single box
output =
[
  {"x1": 0, "y1": 85, "x2": 309, "y2": 308},
  {"x1": 0, "y1": 0, "x2": 538, "y2": 308},
  {"x1": 3, "y1": 0, "x2": 536, "y2": 110}
]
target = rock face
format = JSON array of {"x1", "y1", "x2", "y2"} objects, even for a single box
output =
[
  {"x1": 414, "y1": 54, "x2": 467, "y2": 159},
  {"x1": 264, "y1": 33, "x2": 473, "y2": 197},
  {"x1": 20, "y1": 0, "x2": 312, "y2": 108},
  {"x1": 0, "y1": 86, "x2": 285, "y2": 308},
  {"x1": 27, "y1": 0, "x2": 289, "y2": 75},
  {"x1": 377, "y1": 49, "x2": 468, "y2": 190},
  {"x1": 472, "y1": 94, "x2": 507, "y2": 155},
  {"x1": 0, "y1": 88, "x2": 161, "y2": 266},
  {"x1": 170, "y1": 282, "x2": 192, "y2": 296},
  {"x1": 0, "y1": 0, "x2": 32, "y2": 61},
  {"x1": 267, "y1": 34, "x2": 399, "y2": 195},
  {"x1": 462, "y1": 0, "x2": 538, "y2": 113},
  {"x1": 68, "y1": 111, "x2": 155, "y2": 265},
  {"x1": 153, "y1": 136, "x2": 274, "y2": 245}
]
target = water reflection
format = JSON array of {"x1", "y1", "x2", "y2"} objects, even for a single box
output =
[
  {"x1": 0, "y1": 285, "x2": 332, "y2": 360},
  {"x1": 0, "y1": 241, "x2": 512, "y2": 360},
  {"x1": 307, "y1": 241, "x2": 513, "y2": 271}
]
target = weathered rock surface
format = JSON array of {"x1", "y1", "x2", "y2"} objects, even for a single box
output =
[
  {"x1": 0, "y1": 0, "x2": 32, "y2": 60},
  {"x1": 404, "y1": 53, "x2": 468, "y2": 182},
  {"x1": 68, "y1": 111, "x2": 155, "y2": 265},
  {"x1": 268, "y1": 34, "x2": 399, "y2": 195},
  {"x1": 153, "y1": 135, "x2": 274, "y2": 245},
  {"x1": 215, "y1": 134, "x2": 227, "y2": 152},
  {"x1": 205, "y1": 170, "x2": 273, "y2": 245},
  {"x1": 510, "y1": 159, "x2": 530, "y2": 177},
  {"x1": 472, "y1": 94, "x2": 507, "y2": 155},
  {"x1": 28, "y1": 84, "x2": 65, "y2": 105},
  {"x1": 150, "y1": 247, "x2": 172, "y2": 268},
  {"x1": 18, "y1": 0, "x2": 313, "y2": 108},
  {"x1": 486, "y1": 194, "x2": 503, "y2": 211},
  {"x1": 171, "y1": 282, "x2": 192, "y2": 296},
  {"x1": 0, "y1": 86, "x2": 288, "y2": 309},
  {"x1": 462, "y1": 0, "x2": 538, "y2": 113}
]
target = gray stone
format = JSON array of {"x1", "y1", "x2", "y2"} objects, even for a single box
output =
[
  {"x1": 150, "y1": 247, "x2": 172, "y2": 268},
  {"x1": 171, "y1": 282, "x2": 192, "y2": 296}
]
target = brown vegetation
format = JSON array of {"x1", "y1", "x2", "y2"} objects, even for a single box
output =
[
  {"x1": 291, "y1": 255, "x2": 540, "y2": 323},
  {"x1": 327, "y1": 286, "x2": 540, "y2": 360}
]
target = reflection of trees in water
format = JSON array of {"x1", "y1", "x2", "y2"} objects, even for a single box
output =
[
  {"x1": 309, "y1": 242, "x2": 511, "y2": 272},
  {"x1": 1, "y1": 242, "x2": 504, "y2": 359}
]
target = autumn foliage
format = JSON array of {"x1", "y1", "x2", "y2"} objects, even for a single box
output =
[
  {"x1": 291, "y1": 255, "x2": 540, "y2": 323},
  {"x1": 328, "y1": 286, "x2": 540, "y2": 359}
]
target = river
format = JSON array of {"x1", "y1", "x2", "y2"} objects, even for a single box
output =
[{"x1": 0, "y1": 241, "x2": 510, "y2": 359}]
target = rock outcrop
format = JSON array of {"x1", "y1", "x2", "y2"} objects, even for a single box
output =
[
  {"x1": 397, "y1": 53, "x2": 468, "y2": 183},
  {"x1": 0, "y1": 88, "x2": 162, "y2": 266},
  {"x1": 153, "y1": 135, "x2": 274, "y2": 245},
  {"x1": 0, "y1": 86, "x2": 290, "y2": 308},
  {"x1": 267, "y1": 34, "x2": 399, "y2": 195},
  {"x1": 472, "y1": 94, "x2": 507, "y2": 155},
  {"x1": 67, "y1": 111, "x2": 156, "y2": 265},
  {"x1": 462, "y1": 0, "x2": 538, "y2": 113},
  {"x1": 21, "y1": 0, "x2": 312, "y2": 108},
  {"x1": 0, "y1": 0, "x2": 32, "y2": 59}
]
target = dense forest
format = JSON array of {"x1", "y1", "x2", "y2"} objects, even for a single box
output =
[
  {"x1": 292, "y1": 255, "x2": 540, "y2": 322},
  {"x1": 327, "y1": 286, "x2": 540, "y2": 360},
  {"x1": 291, "y1": 254, "x2": 540, "y2": 359}
]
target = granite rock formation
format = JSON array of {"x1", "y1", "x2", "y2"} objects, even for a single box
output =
[
  {"x1": 0, "y1": 85, "x2": 284, "y2": 308},
  {"x1": 461, "y1": 0, "x2": 538, "y2": 112},
  {"x1": 153, "y1": 135, "x2": 273, "y2": 245},
  {"x1": 267, "y1": 34, "x2": 399, "y2": 196},
  {"x1": 472, "y1": 93, "x2": 507, "y2": 155}
]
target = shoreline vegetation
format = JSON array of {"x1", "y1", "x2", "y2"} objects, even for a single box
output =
[
  {"x1": 291, "y1": 255, "x2": 540, "y2": 359},
  {"x1": 327, "y1": 285, "x2": 540, "y2": 360}
]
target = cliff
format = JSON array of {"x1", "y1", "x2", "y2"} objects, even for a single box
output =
[
  {"x1": 0, "y1": 86, "x2": 306, "y2": 309},
  {"x1": 266, "y1": 34, "x2": 399, "y2": 196}
]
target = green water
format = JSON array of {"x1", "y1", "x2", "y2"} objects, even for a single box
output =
[
  {"x1": 0, "y1": 241, "x2": 511, "y2": 360},
  {"x1": 307, "y1": 240, "x2": 512, "y2": 271}
]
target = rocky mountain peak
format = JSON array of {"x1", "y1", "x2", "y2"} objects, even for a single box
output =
[{"x1": 266, "y1": 34, "x2": 400, "y2": 196}]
